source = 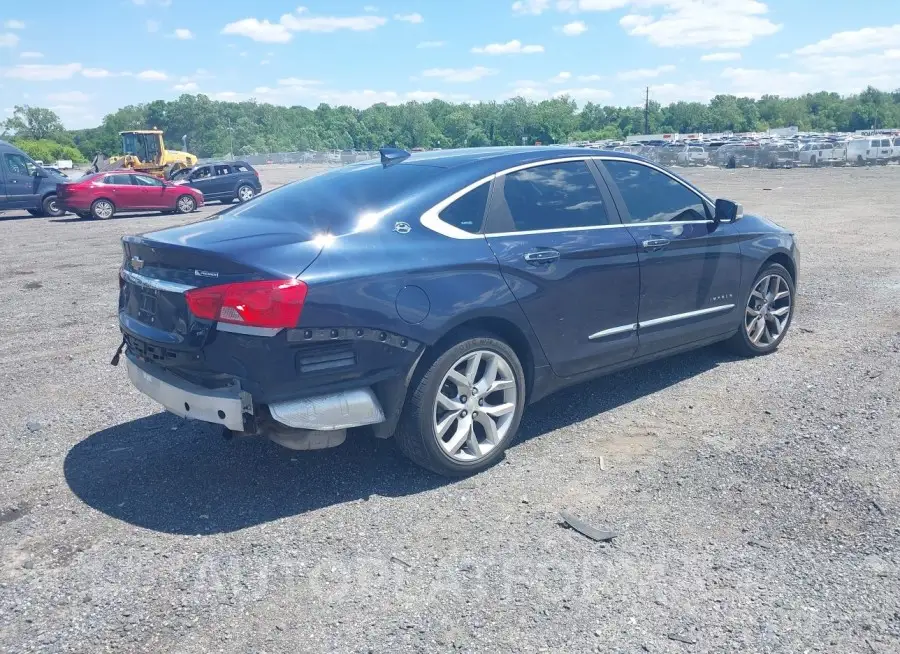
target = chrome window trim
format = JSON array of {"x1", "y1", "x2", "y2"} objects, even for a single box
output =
[
  {"x1": 420, "y1": 174, "x2": 496, "y2": 239},
  {"x1": 419, "y1": 154, "x2": 718, "y2": 240},
  {"x1": 121, "y1": 269, "x2": 195, "y2": 294},
  {"x1": 638, "y1": 304, "x2": 735, "y2": 328},
  {"x1": 589, "y1": 323, "x2": 637, "y2": 340},
  {"x1": 593, "y1": 155, "x2": 715, "y2": 207}
]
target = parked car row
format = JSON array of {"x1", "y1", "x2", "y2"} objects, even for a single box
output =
[{"x1": 0, "y1": 137, "x2": 263, "y2": 220}]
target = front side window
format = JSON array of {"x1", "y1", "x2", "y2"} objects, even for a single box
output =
[
  {"x1": 132, "y1": 175, "x2": 164, "y2": 187},
  {"x1": 4, "y1": 153, "x2": 36, "y2": 177},
  {"x1": 439, "y1": 182, "x2": 490, "y2": 234},
  {"x1": 192, "y1": 167, "x2": 211, "y2": 179},
  {"x1": 603, "y1": 160, "x2": 709, "y2": 224},
  {"x1": 105, "y1": 174, "x2": 133, "y2": 185},
  {"x1": 500, "y1": 161, "x2": 610, "y2": 232}
]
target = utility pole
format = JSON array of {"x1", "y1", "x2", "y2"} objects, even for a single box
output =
[{"x1": 644, "y1": 86, "x2": 650, "y2": 135}]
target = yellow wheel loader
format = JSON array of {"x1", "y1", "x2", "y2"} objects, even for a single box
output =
[{"x1": 89, "y1": 129, "x2": 197, "y2": 180}]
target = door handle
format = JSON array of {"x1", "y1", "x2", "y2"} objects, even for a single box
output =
[
  {"x1": 642, "y1": 238, "x2": 670, "y2": 251},
  {"x1": 524, "y1": 249, "x2": 560, "y2": 264}
]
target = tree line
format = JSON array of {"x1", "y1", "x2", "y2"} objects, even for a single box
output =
[{"x1": 2, "y1": 87, "x2": 899, "y2": 162}]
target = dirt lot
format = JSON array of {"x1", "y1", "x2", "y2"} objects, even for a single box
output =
[{"x1": 1, "y1": 164, "x2": 898, "y2": 653}]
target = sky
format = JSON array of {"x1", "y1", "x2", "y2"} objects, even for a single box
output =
[{"x1": 1, "y1": 1, "x2": 898, "y2": 129}]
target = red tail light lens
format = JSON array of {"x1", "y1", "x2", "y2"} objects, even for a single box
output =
[{"x1": 185, "y1": 279, "x2": 307, "y2": 329}]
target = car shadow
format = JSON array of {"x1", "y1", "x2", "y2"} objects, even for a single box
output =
[
  {"x1": 64, "y1": 347, "x2": 729, "y2": 535},
  {"x1": 49, "y1": 211, "x2": 188, "y2": 223},
  {"x1": 0, "y1": 212, "x2": 42, "y2": 222}
]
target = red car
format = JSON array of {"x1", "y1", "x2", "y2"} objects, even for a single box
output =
[{"x1": 57, "y1": 171, "x2": 204, "y2": 219}]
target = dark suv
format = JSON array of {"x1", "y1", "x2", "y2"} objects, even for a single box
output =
[
  {"x1": 171, "y1": 160, "x2": 262, "y2": 204},
  {"x1": 0, "y1": 139, "x2": 67, "y2": 217},
  {"x1": 117, "y1": 147, "x2": 799, "y2": 476}
]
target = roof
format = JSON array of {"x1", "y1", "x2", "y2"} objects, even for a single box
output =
[{"x1": 399, "y1": 146, "x2": 641, "y2": 170}]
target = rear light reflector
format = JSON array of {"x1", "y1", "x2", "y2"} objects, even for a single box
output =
[{"x1": 185, "y1": 279, "x2": 307, "y2": 329}]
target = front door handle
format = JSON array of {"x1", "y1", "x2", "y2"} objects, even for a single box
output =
[
  {"x1": 642, "y1": 238, "x2": 670, "y2": 251},
  {"x1": 524, "y1": 249, "x2": 560, "y2": 264}
]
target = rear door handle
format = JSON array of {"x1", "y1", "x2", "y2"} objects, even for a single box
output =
[
  {"x1": 642, "y1": 238, "x2": 670, "y2": 251},
  {"x1": 524, "y1": 249, "x2": 560, "y2": 264}
]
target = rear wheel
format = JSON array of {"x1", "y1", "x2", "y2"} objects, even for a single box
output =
[
  {"x1": 727, "y1": 263, "x2": 795, "y2": 357},
  {"x1": 856, "y1": 155, "x2": 865, "y2": 166},
  {"x1": 90, "y1": 199, "x2": 115, "y2": 220},
  {"x1": 810, "y1": 155, "x2": 818, "y2": 167},
  {"x1": 236, "y1": 184, "x2": 255, "y2": 203},
  {"x1": 43, "y1": 195, "x2": 64, "y2": 217},
  {"x1": 176, "y1": 195, "x2": 196, "y2": 214},
  {"x1": 395, "y1": 332, "x2": 526, "y2": 477}
]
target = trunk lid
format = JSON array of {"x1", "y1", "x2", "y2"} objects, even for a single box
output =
[{"x1": 119, "y1": 214, "x2": 324, "y2": 356}]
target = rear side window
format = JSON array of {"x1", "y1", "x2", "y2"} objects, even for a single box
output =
[
  {"x1": 105, "y1": 174, "x2": 133, "y2": 185},
  {"x1": 603, "y1": 160, "x2": 709, "y2": 224},
  {"x1": 499, "y1": 161, "x2": 610, "y2": 232},
  {"x1": 882, "y1": 139, "x2": 891, "y2": 147},
  {"x1": 233, "y1": 164, "x2": 250, "y2": 173},
  {"x1": 133, "y1": 175, "x2": 164, "y2": 187},
  {"x1": 439, "y1": 183, "x2": 489, "y2": 234},
  {"x1": 871, "y1": 140, "x2": 880, "y2": 148},
  {"x1": 214, "y1": 165, "x2": 232, "y2": 176}
]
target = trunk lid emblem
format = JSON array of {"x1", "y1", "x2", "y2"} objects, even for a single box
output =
[{"x1": 130, "y1": 256, "x2": 144, "y2": 271}]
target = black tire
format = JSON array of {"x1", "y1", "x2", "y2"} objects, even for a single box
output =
[
  {"x1": 90, "y1": 199, "x2": 115, "y2": 220},
  {"x1": 726, "y1": 262, "x2": 795, "y2": 357},
  {"x1": 75, "y1": 212, "x2": 90, "y2": 220},
  {"x1": 856, "y1": 155, "x2": 865, "y2": 166},
  {"x1": 810, "y1": 155, "x2": 817, "y2": 167},
  {"x1": 236, "y1": 184, "x2": 255, "y2": 203},
  {"x1": 727, "y1": 157, "x2": 736, "y2": 169},
  {"x1": 175, "y1": 194, "x2": 196, "y2": 214},
  {"x1": 42, "y1": 195, "x2": 64, "y2": 217},
  {"x1": 27, "y1": 209, "x2": 43, "y2": 217},
  {"x1": 395, "y1": 332, "x2": 526, "y2": 477}
]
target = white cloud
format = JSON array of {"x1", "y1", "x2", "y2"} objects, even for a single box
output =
[
  {"x1": 557, "y1": 0, "x2": 630, "y2": 11},
  {"x1": 4, "y1": 20, "x2": 25, "y2": 29},
  {"x1": 137, "y1": 69, "x2": 168, "y2": 81},
  {"x1": 0, "y1": 33, "x2": 20, "y2": 48},
  {"x1": 81, "y1": 68, "x2": 114, "y2": 78},
  {"x1": 795, "y1": 24, "x2": 900, "y2": 56},
  {"x1": 550, "y1": 71, "x2": 572, "y2": 83},
  {"x1": 221, "y1": 18, "x2": 292, "y2": 43},
  {"x1": 146, "y1": 20, "x2": 160, "y2": 33},
  {"x1": 701, "y1": 51, "x2": 741, "y2": 62},
  {"x1": 280, "y1": 10, "x2": 387, "y2": 32},
  {"x1": 471, "y1": 39, "x2": 544, "y2": 55},
  {"x1": 512, "y1": 0, "x2": 550, "y2": 14},
  {"x1": 578, "y1": 73, "x2": 603, "y2": 81},
  {"x1": 394, "y1": 13, "x2": 423, "y2": 24},
  {"x1": 213, "y1": 91, "x2": 241, "y2": 100},
  {"x1": 260, "y1": 59, "x2": 270, "y2": 65},
  {"x1": 507, "y1": 83, "x2": 612, "y2": 103},
  {"x1": 277, "y1": 77, "x2": 323, "y2": 87},
  {"x1": 2, "y1": 63, "x2": 82, "y2": 81},
  {"x1": 421, "y1": 66, "x2": 498, "y2": 82},
  {"x1": 561, "y1": 21, "x2": 587, "y2": 35},
  {"x1": 364, "y1": 5, "x2": 378, "y2": 12},
  {"x1": 617, "y1": 64, "x2": 675, "y2": 80},
  {"x1": 619, "y1": 1, "x2": 781, "y2": 48},
  {"x1": 173, "y1": 82, "x2": 199, "y2": 91},
  {"x1": 19, "y1": 51, "x2": 43, "y2": 59},
  {"x1": 173, "y1": 28, "x2": 193, "y2": 39},
  {"x1": 47, "y1": 91, "x2": 91, "y2": 103},
  {"x1": 417, "y1": 40, "x2": 445, "y2": 48}
]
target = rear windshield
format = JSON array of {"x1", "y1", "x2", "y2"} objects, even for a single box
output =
[{"x1": 227, "y1": 162, "x2": 441, "y2": 236}]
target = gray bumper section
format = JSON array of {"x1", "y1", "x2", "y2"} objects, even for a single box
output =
[{"x1": 126, "y1": 355, "x2": 385, "y2": 433}]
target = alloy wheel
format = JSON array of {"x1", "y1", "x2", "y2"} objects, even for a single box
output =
[
  {"x1": 238, "y1": 186, "x2": 254, "y2": 201},
  {"x1": 433, "y1": 350, "x2": 518, "y2": 463},
  {"x1": 178, "y1": 196, "x2": 195, "y2": 213},
  {"x1": 94, "y1": 201, "x2": 113, "y2": 219},
  {"x1": 745, "y1": 273, "x2": 792, "y2": 347}
]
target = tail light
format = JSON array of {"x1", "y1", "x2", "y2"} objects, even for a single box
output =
[{"x1": 185, "y1": 279, "x2": 307, "y2": 329}]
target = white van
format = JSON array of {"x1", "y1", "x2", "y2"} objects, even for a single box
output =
[
  {"x1": 799, "y1": 141, "x2": 846, "y2": 166},
  {"x1": 846, "y1": 137, "x2": 893, "y2": 165}
]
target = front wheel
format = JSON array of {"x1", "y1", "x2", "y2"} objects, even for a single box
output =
[
  {"x1": 236, "y1": 184, "x2": 255, "y2": 203},
  {"x1": 43, "y1": 195, "x2": 64, "y2": 217},
  {"x1": 175, "y1": 194, "x2": 196, "y2": 214},
  {"x1": 727, "y1": 263, "x2": 795, "y2": 357},
  {"x1": 395, "y1": 333, "x2": 526, "y2": 476}
]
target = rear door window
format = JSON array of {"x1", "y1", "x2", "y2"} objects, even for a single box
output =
[
  {"x1": 603, "y1": 160, "x2": 709, "y2": 224},
  {"x1": 132, "y1": 175, "x2": 164, "y2": 187},
  {"x1": 494, "y1": 161, "x2": 611, "y2": 232},
  {"x1": 439, "y1": 182, "x2": 490, "y2": 234},
  {"x1": 105, "y1": 174, "x2": 133, "y2": 185},
  {"x1": 214, "y1": 165, "x2": 233, "y2": 176}
]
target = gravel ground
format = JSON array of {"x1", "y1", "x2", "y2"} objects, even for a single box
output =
[{"x1": 0, "y1": 164, "x2": 898, "y2": 653}]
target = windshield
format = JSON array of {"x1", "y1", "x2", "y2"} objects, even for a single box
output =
[{"x1": 225, "y1": 162, "x2": 442, "y2": 237}]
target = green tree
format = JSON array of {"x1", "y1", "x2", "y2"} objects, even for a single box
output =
[{"x1": 3, "y1": 105, "x2": 66, "y2": 141}]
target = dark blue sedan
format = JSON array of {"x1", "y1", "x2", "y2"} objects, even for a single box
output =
[{"x1": 116, "y1": 147, "x2": 799, "y2": 476}]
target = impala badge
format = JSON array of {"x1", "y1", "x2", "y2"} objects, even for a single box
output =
[{"x1": 130, "y1": 256, "x2": 144, "y2": 271}]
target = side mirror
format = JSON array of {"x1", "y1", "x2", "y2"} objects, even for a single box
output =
[
  {"x1": 714, "y1": 198, "x2": 743, "y2": 223},
  {"x1": 33, "y1": 168, "x2": 48, "y2": 178}
]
